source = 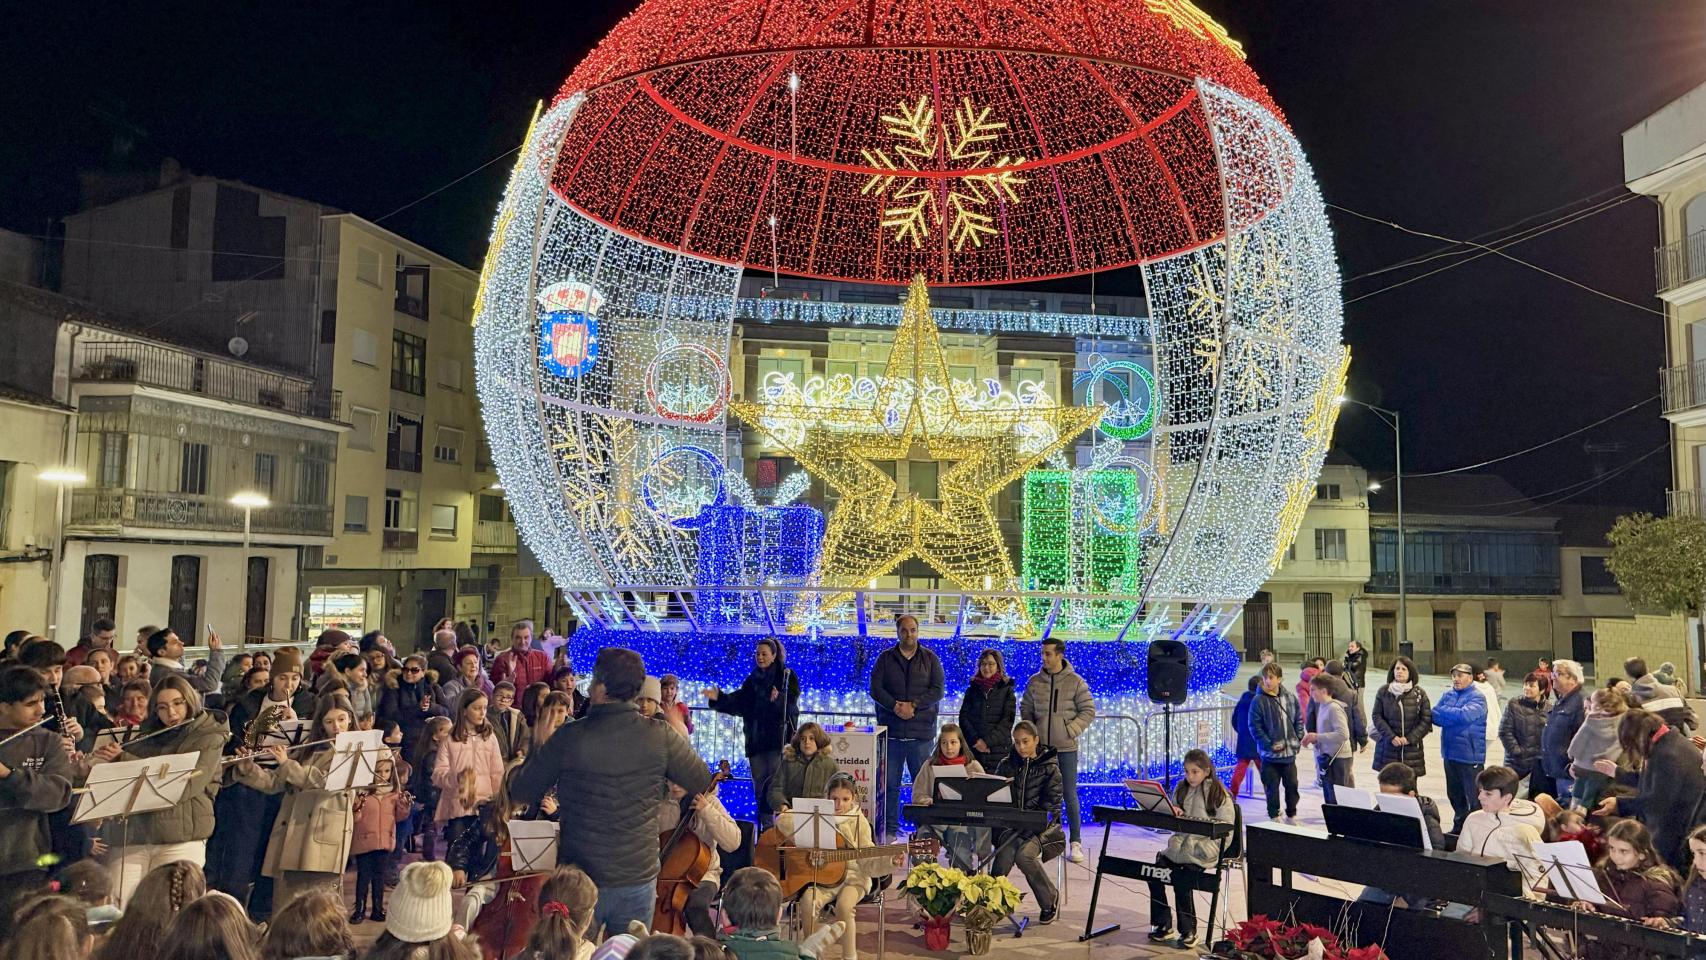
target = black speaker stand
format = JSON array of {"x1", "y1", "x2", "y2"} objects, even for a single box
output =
[{"x1": 1161, "y1": 702, "x2": 1174, "y2": 792}]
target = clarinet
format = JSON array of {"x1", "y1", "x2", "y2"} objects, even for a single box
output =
[{"x1": 45, "y1": 686, "x2": 68, "y2": 734}]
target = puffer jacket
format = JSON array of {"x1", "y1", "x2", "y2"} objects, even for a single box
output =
[
  {"x1": 1021, "y1": 661, "x2": 1096, "y2": 753},
  {"x1": 1231, "y1": 690, "x2": 1260, "y2": 761},
  {"x1": 378, "y1": 671, "x2": 447, "y2": 754},
  {"x1": 1371, "y1": 682, "x2": 1432, "y2": 775},
  {"x1": 958, "y1": 677, "x2": 1016, "y2": 767},
  {"x1": 1249, "y1": 685, "x2": 1304, "y2": 762},
  {"x1": 432, "y1": 731, "x2": 506, "y2": 822},
  {"x1": 1163, "y1": 779, "x2": 1235, "y2": 869},
  {"x1": 237, "y1": 747, "x2": 353, "y2": 877},
  {"x1": 0, "y1": 727, "x2": 73, "y2": 875},
  {"x1": 767, "y1": 743, "x2": 838, "y2": 813},
  {"x1": 1498, "y1": 695, "x2": 1549, "y2": 777},
  {"x1": 1342, "y1": 649, "x2": 1367, "y2": 690},
  {"x1": 994, "y1": 745, "x2": 1063, "y2": 839},
  {"x1": 103, "y1": 710, "x2": 228, "y2": 845},
  {"x1": 512, "y1": 700, "x2": 715, "y2": 887},
  {"x1": 710, "y1": 664, "x2": 800, "y2": 757},
  {"x1": 1540, "y1": 686, "x2": 1585, "y2": 780},
  {"x1": 1430, "y1": 684, "x2": 1488, "y2": 765}
]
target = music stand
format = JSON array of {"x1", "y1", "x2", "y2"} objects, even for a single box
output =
[
  {"x1": 933, "y1": 775, "x2": 1013, "y2": 806},
  {"x1": 90, "y1": 725, "x2": 145, "y2": 754},
  {"x1": 74, "y1": 752, "x2": 201, "y2": 823},
  {"x1": 508, "y1": 820, "x2": 559, "y2": 872},
  {"x1": 1322, "y1": 804, "x2": 1426, "y2": 850},
  {"x1": 324, "y1": 730, "x2": 386, "y2": 790},
  {"x1": 788, "y1": 799, "x2": 851, "y2": 851},
  {"x1": 1122, "y1": 779, "x2": 1178, "y2": 814},
  {"x1": 1513, "y1": 840, "x2": 1609, "y2": 906}
]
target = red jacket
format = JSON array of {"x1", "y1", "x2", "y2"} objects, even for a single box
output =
[{"x1": 490, "y1": 648, "x2": 551, "y2": 689}]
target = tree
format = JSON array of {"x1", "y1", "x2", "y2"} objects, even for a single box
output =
[{"x1": 1604, "y1": 512, "x2": 1706, "y2": 616}]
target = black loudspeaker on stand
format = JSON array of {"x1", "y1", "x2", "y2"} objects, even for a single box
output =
[{"x1": 1146, "y1": 639, "x2": 1192, "y2": 790}]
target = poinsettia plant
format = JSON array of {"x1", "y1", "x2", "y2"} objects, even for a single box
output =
[
  {"x1": 900, "y1": 863, "x2": 967, "y2": 918},
  {"x1": 956, "y1": 873, "x2": 1023, "y2": 927},
  {"x1": 1219, "y1": 916, "x2": 1387, "y2": 960}
]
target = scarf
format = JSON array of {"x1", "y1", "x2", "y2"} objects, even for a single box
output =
[
  {"x1": 1387, "y1": 681, "x2": 1413, "y2": 697},
  {"x1": 934, "y1": 752, "x2": 969, "y2": 766},
  {"x1": 970, "y1": 671, "x2": 1005, "y2": 691}
]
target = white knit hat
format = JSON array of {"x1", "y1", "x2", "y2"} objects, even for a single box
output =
[
  {"x1": 639, "y1": 675, "x2": 663, "y2": 703},
  {"x1": 387, "y1": 860, "x2": 453, "y2": 942}
]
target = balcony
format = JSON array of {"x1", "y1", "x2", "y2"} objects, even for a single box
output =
[
  {"x1": 1669, "y1": 489, "x2": 1705, "y2": 516},
  {"x1": 473, "y1": 518, "x2": 517, "y2": 553},
  {"x1": 1656, "y1": 230, "x2": 1706, "y2": 295},
  {"x1": 1367, "y1": 571, "x2": 1560, "y2": 596},
  {"x1": 1662, "y1": 360, "x2": 1706, "y2": 416},
  {"x1": 74, "y1": 340, "x2": 341, "y2": 421},
  {"x1": 383, "y1": 529, "x2": 418, "y2": 551},
  {"x1": 70, "y1": 488, "x2": 333, "y2": 538}
]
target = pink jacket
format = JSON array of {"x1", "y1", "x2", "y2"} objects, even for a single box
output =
[{"x1": 432, "y1": 733, "x2": 506, "y2": 822}]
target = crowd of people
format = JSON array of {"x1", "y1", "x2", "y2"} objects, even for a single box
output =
[{"x1": 0, "y1": 613, "x2": 1101, "y2": 959}]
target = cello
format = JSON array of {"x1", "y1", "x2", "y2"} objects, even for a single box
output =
[{"x1": 652, "y1": 759, "x2": 733, "y2": 935}]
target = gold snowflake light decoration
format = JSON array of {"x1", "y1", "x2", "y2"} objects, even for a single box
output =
[{"x1": 860, "y1": 96, "x2": 1028, "y2": 251}]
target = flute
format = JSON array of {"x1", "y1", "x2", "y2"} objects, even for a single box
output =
[
  {"x1": 0, "y1": 718, "x2": 48, "y2": 749},
  {"x1": 218, "y1": 740, "x2": 394, "y2": 765}
]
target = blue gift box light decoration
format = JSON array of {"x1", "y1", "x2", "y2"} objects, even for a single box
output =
[{"x1": 695, "y1": 504, "x2": 826, "y2": 628}]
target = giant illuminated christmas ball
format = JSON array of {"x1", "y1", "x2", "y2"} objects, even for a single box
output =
[{"x1": 473, "y1": 0, "x2": 1348, "y2": 668}]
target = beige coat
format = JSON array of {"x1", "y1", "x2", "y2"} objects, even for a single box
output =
[
  {"x1": 237, "y1": 749, "x2": 353, "y2": 877},
  {"x1": 777, "y1": 807, "x2": 880, "y2": 895}
]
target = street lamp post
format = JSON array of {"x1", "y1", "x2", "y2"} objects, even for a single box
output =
[
  {"x1": 1338, "y1": 397, "x2": 1405, "y2": 656},
  {"x1": 39, "y1": 468, "x2": 86, "y2": 642},
  {"x1": 230, "y1": 491, "x2": 271, "y2": 642}
]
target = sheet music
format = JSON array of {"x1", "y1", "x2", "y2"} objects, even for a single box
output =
[
  {"x1": 787, "y1": 799, "x2": 851, "y2": 850},
  {"x1": 324, "y1": 730, "x2": 385, "y2": 791},
  {"x1": 1518, "y1": 840, "x2": 1606, "y2": 905},
  {"x1": 932, "y1": 769, "x2": 1008, "y2": 802},
  {"x1": 74, "y1": 751, "x2": 201, "y2": 823},
  {"x1": 91, "y1": 725, "x2": 143, "y2": 753},
  {"x1": 1372, "y1": 793, "x2": 1432, "y2": 850},
  {"x1": 1333, "y1": 786, "x2": 1378, "y2": 810},
  {"x1": 508, "y1": 820, "x2": 559, "y2": 872},
  {"x1": 255, "y1": 719, "x2": 311, "y2": 767}
]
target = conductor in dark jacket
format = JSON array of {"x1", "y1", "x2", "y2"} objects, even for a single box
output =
[
  {"x1": 514, "y1": 647, "x2": 714, "y2": 938},
  {"x1": 959, "y1": 648, "x2": 1017, "y2": 769},
  {"x1": 706, "y1": 637, "x2": 799, "y2": 829},
  {"x1": 869, "y1": 615, "x2": 944, "y2": 840}
]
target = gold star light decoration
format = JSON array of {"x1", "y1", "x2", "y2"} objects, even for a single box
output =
[
  {"x1": 730, "y1": 276, "x2": 1104, "y2": 626},
  {"x1": 860, "y1": 96, "x2": 1028, "y2": 251},
  {"x1": 1269, "y1": 345, "x2": 1351, "y2": 568}
]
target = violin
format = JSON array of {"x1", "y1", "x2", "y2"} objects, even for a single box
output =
[{"x1": 652, "y1": 759, "x2": 732, "y2": 936}]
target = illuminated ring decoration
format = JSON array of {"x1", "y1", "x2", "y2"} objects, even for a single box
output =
[
  {"x1": 640, "y1": 445, "x2": 726, "y2": 529},
  {"x1": 1088, "y1": 455, "x2": 1157, "y2": 536},
  {"x1": 644, "y1": 343, "x2": 731, "y2": 424},
  {"x1": 1073, "y1": 358, "x2": 1157, "y2": 441}
]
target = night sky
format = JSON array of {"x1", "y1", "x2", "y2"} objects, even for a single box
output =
[{"x1": 6, "y1": 2, "x2": 1703, "y2": 515}]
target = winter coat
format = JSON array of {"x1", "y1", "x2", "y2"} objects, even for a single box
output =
[
  {"x1": 1475, "y1": 681, "x2": 1504, "y2": 752},
  {"x1": 351, "y1": 753, "x2": 412, "y2": 855},
  {"x1": 911, "y1": 757, "x2": 985, "y2": 806},
  {"x1": 1631, "y1": 673, "x2": 1681, "y2": 708},
  {"x1": 511, "y1": 700, "x2": 715, "y2": 887},
  {"x1": 1249, "y1": 685, "x2": 1304, "y2": 762},
  {"x1": 1231, "y1": 690, "x2": 1260, "y2": 761},
  {"x1": 490, "y1": 648, "x2": 552, "y2": 690},
  {"x1": 994, "y1": 745, "x2": 1063, "y2": 840},
  {"x1": 492, "y1": 707, "x2": 530, "y2": 762},
  {"x1": 767, "y1": 743, "x2": 839, "y2": 813},
  {"x1": 958, "y1": 678, "x2": 1017, "y2": 767},
  {"x1": 1163, "y1": 780, "x2": 1235, "y2": 869},
  {"x1": 1371, "y1": 682, "x2": 1433, "y2": 775},
  {"x1": 152, "y1": 649, "x2": 224, "y2": 695},
  {"x1": 869, "y1": 644, "x2": 945, "y2": 741},
  {"x1": 1685, "y1": 878, "x2": 1706, "y2": 935},
  {"x1": 432, "y1": 732, "x2": 506, "y2": 822},
  {"x1": 227, "y1": 688, "x2": 317, "y2": 750},
  {"x1": 379, "y1": 672, "x2": 447, "y2": 753},
  {"x1": 1498, "y1": 695, "x2": 1550, "y2": 777},
  {"x1": 103, "y1": 710, "x2": 228, "y2": 845},
  {"x1": 1616, "y1": 729, "x2": 1706, "y2": 870},
  {"x1": 1343, "y1": 649, "x2": 1367, "y2": 690},
  {"x1": 1457, "y1": 798, "x2": 1545, "y2": 893},
  {"x1": 1567, "y1": 714, "x2": 1622, "y2": 779},
  {"x1": 0, "y1": 727, "x2": 73, "y2": 875},
  {"x1": 1634, "y1": 675, "x2": 1700, "y2": 735},
  {"x1": 237, "y1": 748, "x2": 353, "y2": 877},
  {"x1": 1594, "y1": 867, "x2": 1683, "y2": 924},
  {"x1": 710, "y1": 665, "x2": 800, "y2": 757},
  {"x1": 1295, "y1": 667, "x2": 1319, "y2": 714},
  {"x1": 439, "y1": 674, "x2": 494, "y2": 712},
  {"x1": 1431, "y1": 684, "x2": 1488, "y2": 765},
  {"x1": 722, "y1": 930, "x2": 807, "y2": 960},
  {"x1": 1021, "y1": 661, "x2": 1097, "y2": 753},
  {"x1": 1304, "y1": 674, "x2": 1367, "y2": 749},
  {"x1": 1540, "y1": 686, "x2": 1586, "y2": 780},
  {"x1": 1310, "y1": 699, "x2": 1351, "y2": 762},
  {"x1": 1412, "y1": 794, "x2": 1447, "y2": 851}
]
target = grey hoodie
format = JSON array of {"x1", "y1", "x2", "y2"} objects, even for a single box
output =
[{"x1": 1021, "y1": 659, "x2": 1096, "y2": 753}]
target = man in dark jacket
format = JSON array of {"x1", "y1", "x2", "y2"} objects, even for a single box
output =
[
  {"x1": 1248, "y1": 662, "x2": 1303, "y2": 822},
  {"x1": 1539, "y1": 659, "x2": 1586, "y2": 799},
  {"x1": 513, "y1": 646, "x2": 714, "y2": 937},
  {"x1": 0, "y1": 665, "x2": 73, "y2": 911},
  {"x1": 868, "y1": 615, "x2": 944, "y2": 839}
]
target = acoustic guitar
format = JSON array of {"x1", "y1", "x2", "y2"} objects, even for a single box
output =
[{"x1": 754, "y1": 822, "x2": 907, "y2": 898}]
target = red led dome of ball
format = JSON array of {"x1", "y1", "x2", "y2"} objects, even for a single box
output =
[{"x1": 550, "y1": 0, "x2": 1283, "y2": 285}]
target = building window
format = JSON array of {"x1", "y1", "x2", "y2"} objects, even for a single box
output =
[
  {"x1": 179, "y1": 442, "x2": 210, "y2": 495},
  {"x1": 1315, "y1": 483, "x2": 1341, "y2": 501},
  {"x1": 351, "y1": 328, "x2": 378, "y2": 367},
  {"x1": 1314, "y1": 527, "x2": 1347, "y2": 561},
  {"x1": 430, "y1": 504, "x2": 457, "y2": 537},
  {"x1": 168, "y1": 554, "x2": 202, "y2": 641},
  {"x1": 1485, "y1": 611, "x2": 1503, "y2": 651},
  {"x1": 437, "y1": 359, "x2": 462, "y2": 391},
  {"x1": 394, "y1": 256, "x2": 430, "y2": 319},
  {"x1": 344, "y1": 494, "x2": 369, "y2": 532},
  {"x1": 295, "y1": 460, "x2": 329, "y2": 505},
  {"x1": 433, "y1": 427, "x2": 463, "y2": 464},
  {"x1": 253, "y1": 453, "x2": 277, "y2": 497},
  {"x1": 306, "y1": 587, "x2": 371, "y2": 637},
  {"x1": 356, "y1": 247, "x2": 381, "y2": 287},
  {"x1": 99, "y1": 433, "x2": 126, "y2": 487},
  {"x1": 1580, "y1": 555, "x2": 1621, "y2": 594},
  {"x1": 383, "y1": 488, "x2": 418, "y2": 551},
  {"x1": 478, "y1": 494, "x2": 505, "y2": 522},
  {"x1": 826, "y1": 360, "x2": 858, "y2": 380},
  {"x1": 387, "y1": 414, "x2": 422, "y2": 472},
  {"x1": 1304, "y1": 592, "x2": 1334, "y2": 653},
  {"x1": 391, "y1": 330, "x2": 426, "y2": 395},
  {"x1": 349, "y1": 407, "x2": 379, "y2": 451}
]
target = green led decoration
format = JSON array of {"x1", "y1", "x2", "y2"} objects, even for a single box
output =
[{"x1": 1021, "y1": 470, "x2": 1143, "y2": 632}]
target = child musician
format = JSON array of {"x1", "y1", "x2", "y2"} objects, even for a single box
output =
[
  {"x1": 656, "y1": 736, "x2": 740, "y2": 937},
  {"x1": 1144, "y1": 748, "x2": 1234, "y2": 950},
  {"x1": 990, "y1": 720, "x2": 1062, "y2": 926},
  {"x1": 792, "y1": 774, "x2": 883, "y2": 960}
]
